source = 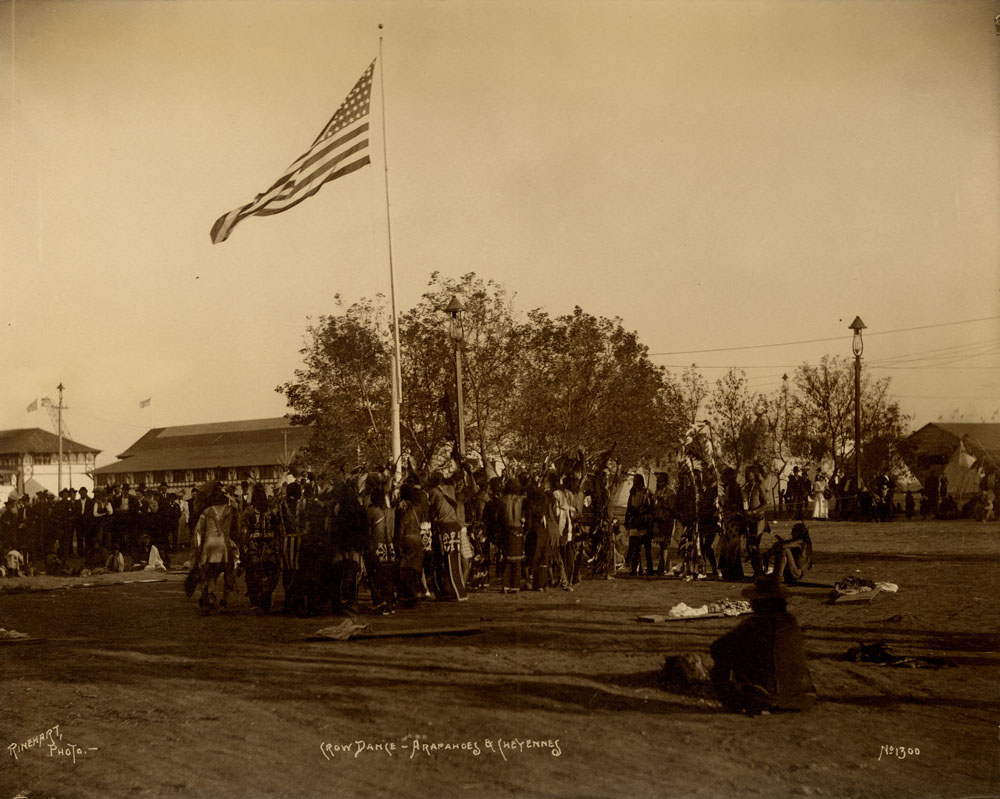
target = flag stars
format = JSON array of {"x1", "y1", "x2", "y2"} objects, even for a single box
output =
[{"x1": 323, "y1": 70, "x2": 373, "y2": 137}]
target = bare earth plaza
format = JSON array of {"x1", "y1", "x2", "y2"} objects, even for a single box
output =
[
  {"x1": 2, "y1": 2, "x2": 999, "y2": 798},
  {"x1": 1, "y1": 518, "x2": 998, "y2": 797}
]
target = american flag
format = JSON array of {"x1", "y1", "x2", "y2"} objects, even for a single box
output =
[{"x1": 211, "y1": 60, "x2": 376, "y2": 245}]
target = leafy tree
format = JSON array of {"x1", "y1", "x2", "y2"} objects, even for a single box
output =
[
  {"x1": 790, "y1": 355, "x2": 909, "y2": 484},
  {"x1": 858, "y1": 375, "x2": 912, "y2": 483},
  {"x1": 677, "y1": 365, "x2": 709, "y2": 426},
  {"x1": 707, "y1": 368, "x2": 768, "y2": 473},
  {"x1": 278, "y1": 276, "x2": 685, "y2": 477},
  {"x1": 790, "y1": 355, "x2": 855, "y2": 474},
  {"x1": 399, "y1": 272, "x2": 519, "y2": 470},
  {"x1": 509, "y1": 307, "x2": 684, "y2": 470},
  {"x1": 277, "y1": 296, "x2": 393, "y2": 473},
  {"x1": 757, "y1": 375, "x2": 794, "y2": 504}
]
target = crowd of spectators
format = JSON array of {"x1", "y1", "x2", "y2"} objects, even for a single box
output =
[{"x1": 0, "y1": 482, "x2": 187, "y2": 577}]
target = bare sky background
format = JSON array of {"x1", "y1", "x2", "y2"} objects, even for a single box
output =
[{"x1": 2, "y1": 0, "x2": 998, "y2": 469}]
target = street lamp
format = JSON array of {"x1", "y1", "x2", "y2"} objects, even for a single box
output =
[
  {"x1": 848, "y1": 316, "x2": 866, "y2": 500},
  {"x1": 444, "y1": 294, "x2": 466, "y2": 456}
]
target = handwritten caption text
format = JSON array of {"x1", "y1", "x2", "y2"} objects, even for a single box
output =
[
  {"x1": 321, "y1": 736, "x2": 561, "y2": 761},
  {"x1": 878, "y1": 745, "x2": 920, "y2": 761},
  {"x1": 7, "y1": 725, "x2": 98, "y2": 764}
]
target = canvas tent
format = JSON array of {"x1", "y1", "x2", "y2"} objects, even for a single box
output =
[
  {"x1": 22, "y1": 477, "x2": 47, "y2": 498},
  {"x1": 943, "y1": 441, "x2": 984, "y2": 501},
  {"x1": 3, "y1": 478, "x2": 45, "y2": 501}
]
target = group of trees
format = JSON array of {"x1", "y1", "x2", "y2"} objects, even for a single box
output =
[
  {"x1": 704, "y1": 358, "x2": 911, "y2": 490},
  {"x1": 278, "y1": 272, "x2": 910, "y2": 485},
  {"x1": 278, "y1": 272, "x2": 686, "y2": 475}
]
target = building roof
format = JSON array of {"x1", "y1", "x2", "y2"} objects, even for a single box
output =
[
  {"x1": 0, "y1": 428, "x2": 101, "y2": 456},
  {"x1": 93, "y1": 417, "x2": 311, "y2": 476},
  {"x1": 926, "y1": 423, "x2": 1000, "y2": 454},
  {"x1": 910, "y1": 422, "x2": 1000, "y2": 456}
]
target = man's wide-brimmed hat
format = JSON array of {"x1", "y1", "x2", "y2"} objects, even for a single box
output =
[{"x1": 741, "y1": 575, "x2": 790, "y2": 601}]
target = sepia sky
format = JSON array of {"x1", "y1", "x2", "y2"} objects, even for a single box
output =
[{"x1": 1, "y1": 0, "x2": 998, "y2": 469}]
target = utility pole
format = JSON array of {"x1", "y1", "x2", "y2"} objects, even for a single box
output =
[{"x1": 56, "y1": 383, "x2": 65, "y2": 493}]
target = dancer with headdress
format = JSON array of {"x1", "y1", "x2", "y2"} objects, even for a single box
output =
[{"x1": 676, "y1": 421, "x2": 723, "y2": 580}]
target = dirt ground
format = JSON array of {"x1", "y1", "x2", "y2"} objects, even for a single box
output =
[{"x1": 2, "y1": 518, "x2": 998, "y2": 799}]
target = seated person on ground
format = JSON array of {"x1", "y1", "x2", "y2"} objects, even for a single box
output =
[
  {"x1": 709, "y1": 575, "x2": 816, "y2": 716},
  {"x1": 135, "y1": 534, "x2": 167, "y2": 571},
  {"x1": 106, "y1": 546, "x2": 126, "y2": 573},
  {"x1": 44, "y1": 542, "x2": 70, "y2": 575},
  {"x1": 4, "y1": 547, "x2": 25, "y2": 577},
  {"x1": 765, "y1": 522, "x2": 813, "y2": 584}
]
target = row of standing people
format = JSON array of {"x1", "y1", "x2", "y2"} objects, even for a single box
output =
[
  {"x1": 624, "y1": 465, "x2": 813, "y2": 586},
  {"x1": 781, "y1": 469, "x2": 905, "y2": 523},
  {"x1": 0, "y1": 484, "x2": 187, "y2": 573},
  {"x1": 186, "y1": 460, "x2": 620, "y2": 615}
]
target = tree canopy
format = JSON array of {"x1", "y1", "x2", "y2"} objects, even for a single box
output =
[
  {"x1": 278, "y1": 273, "x2": 685, "y2": 476},
  {"x1": 702, "y1": 357, "x2": 911, "y2": 484},
  {"x1": 279, "y1": 274, "x2": 911, "y2": 485}
]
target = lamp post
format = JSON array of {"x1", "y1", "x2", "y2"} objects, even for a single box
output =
[
  {"x1": 848, "y1": 317, "x2": 866, "y2": 496},
  {"x1": 444, "y1": 295, "x2": 466, "y2": 456}
]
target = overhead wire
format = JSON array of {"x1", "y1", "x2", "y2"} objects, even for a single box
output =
[
  {"x1": 652, "y1": 328, "x2": 1000, "y2": 375},
  {"x1": 648, "y1": 314, "x2": 1000, "y2": 357},
  {"x1": 867, "y1": 337, "x2": 1000, "y2": 366}
]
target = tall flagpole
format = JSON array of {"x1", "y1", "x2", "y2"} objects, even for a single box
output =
[{"x1": 378, "y1": 28, "x2": 403, "y2": 481}]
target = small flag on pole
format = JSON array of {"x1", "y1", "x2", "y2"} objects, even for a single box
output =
[
  {"x1": 26, "y1": 399, "x2": 37, "y2": 413},
  {"x1": 211, "y1": 59, "x2": 376, "y2": 244},
  {"x1": 140, "y1": 398, "x2": 151, "y2": 409}
]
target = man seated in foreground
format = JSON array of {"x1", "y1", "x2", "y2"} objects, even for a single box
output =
[{"x1": 709, "y1": 575, "x2": 816, "y2": 716}]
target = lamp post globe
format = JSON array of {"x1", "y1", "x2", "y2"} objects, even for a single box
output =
[
  {"x1": 849, "y1": 316, "x2": 866, "y2": 357},
  {"x1": 445, "y1": 294, "x2": 465, "y2": 342}
]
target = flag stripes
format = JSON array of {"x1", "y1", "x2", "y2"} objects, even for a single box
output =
[
  {"x1": 211, "y1": 59, "x2": 376, "y2": 244},
  {"x1": 251, "y1": 139, "x2": 371, "y2": 217}
]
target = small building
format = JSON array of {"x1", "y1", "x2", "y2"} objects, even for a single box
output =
[
  {"x1": 0, "y1": 428, "x2": 101, "y2": 498},
  {"x1": 93, "y1": 417, "x2": 312, "y2": 491},
  {"x1": 906, "y1": 423, "x2": 1000, "y2": 472},
  {"x1": 905, "y1": 423, "x2": 1000, "y2": 498}
]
